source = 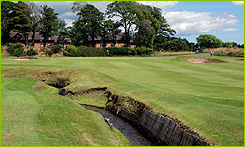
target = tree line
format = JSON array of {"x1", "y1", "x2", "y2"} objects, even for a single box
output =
[
  {"x1": 1, "y1": 1, "x2": 66, "y2": 47},
  {"x1": 1, "y1": 1, "x2": 243, "y2": 51}
]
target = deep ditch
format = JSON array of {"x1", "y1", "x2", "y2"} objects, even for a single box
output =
[
  {"x1": 58, "y1": 87, "x2": 212, "y2": 146},
  {"x1": 82, "y1": 104, "x2": 153, "y2": 146}
]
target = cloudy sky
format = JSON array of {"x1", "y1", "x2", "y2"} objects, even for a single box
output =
[{"x1": 33, "y1": 1, "x2": 244, "y2": 44}]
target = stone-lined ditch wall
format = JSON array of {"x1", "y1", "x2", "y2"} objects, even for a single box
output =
[
  {"x1": 59, "y1": 88, "x2": 211, "y2": 146},
  {"x1": 110, "y1": 105, "x2": 210, "y2": 146}
]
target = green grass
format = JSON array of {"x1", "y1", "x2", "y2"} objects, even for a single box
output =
[
  {"x1": 1, "y1": 56, "x2": 244, "y2": 146},
  {"x1": 1, "y1": 78, "x2": 123, "y2": 146},
  {"x1": 69, "y1": 91, "x2": 108, "y2": 107}
]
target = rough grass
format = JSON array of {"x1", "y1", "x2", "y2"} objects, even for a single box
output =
[
  {"x1": 1, "y1": 78, "x2": 123, "y2": 146},
  {"x1": 205, "y1": 47, "x2": 244, "y2": 57},
  {"x1": 1, "y1": 56, "x2": 244, "y2": 146}
]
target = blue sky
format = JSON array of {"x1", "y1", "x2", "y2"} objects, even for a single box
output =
[{"x1": 33, "y1": 1, "x2": 244, "y2": 44}]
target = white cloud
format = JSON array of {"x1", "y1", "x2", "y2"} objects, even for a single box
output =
[
  {"x1": 165, "y1": 11, "x2": 239, "y2": 35},
  {"x1": 223, "y1": 28, "x2": 239, "y2": 32},
  {"x1": 63, "y1": 19, "x2": 74, "y2": 27},
  {"x1": 232, "y1": 1, "x2": 244, "y2": 6},
  {"x1": 228, "y1": 14, "x2": 237, "y2": 18},
  {"x1": 138, "y1": 1, "x2": 178, "y2": 13},
  {"x1": 60, "y1": 11, "x2": 77, "y2": 18},
  {"x1": 139, "y1": 1, "x2": 178, "y2": 7}
]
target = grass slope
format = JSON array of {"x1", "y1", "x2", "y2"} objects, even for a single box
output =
[
  {"x1": 1, "y1": 77, "x2": 122, "y2": 146},
  {"x1": 1, "y1": 56, "x2": 244, "y2": 145}
]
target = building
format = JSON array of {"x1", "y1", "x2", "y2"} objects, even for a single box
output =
[
  {"x1": 9, "y1": 32, "x2": 70, "y2": 48},
  {"x1": 88, "y1": 32, "x2": 136, "y2": 48},
  {"x1": 9, "y1": 32, "x2": 135, "y2": 48}
]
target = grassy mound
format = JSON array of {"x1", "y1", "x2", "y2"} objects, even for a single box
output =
[{"x1": 1, "y1": 78, "x2": 123, "y2": 146}]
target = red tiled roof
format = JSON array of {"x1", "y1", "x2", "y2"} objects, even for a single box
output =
[
  {"x1": 88, "y1": 32, "x2": 125, "y2": 41},
  {"x1": 10, "y1": 32, "x2": 58, "y2": 41}
]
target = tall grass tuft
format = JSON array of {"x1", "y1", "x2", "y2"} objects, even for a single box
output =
[{"x1": 213, "y1": 47, "x2": 244, "y2": 57}]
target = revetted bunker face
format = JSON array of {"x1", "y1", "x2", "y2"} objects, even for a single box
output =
[{"x1": 186, "y1": 58, "x2": 225, "y2": 63}]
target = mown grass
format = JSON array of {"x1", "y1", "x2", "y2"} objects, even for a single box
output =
[
  {"x1": 1, "y1": 77, "x2": 124, "y2": 146},
  {"x1": 1, "y1": 55, "x2": 244, "y2": 146}
]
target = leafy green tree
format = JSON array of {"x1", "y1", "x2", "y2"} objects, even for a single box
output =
[
  {"x1": 222, "y1": 42, "x2": 233, "y2": 48},
  {"x1": 71, "y1": 1, "x2": 87, "y2": 14},
  {"x1": 101, "y1": 19, "x2": 121, "y2": 47},
  {"x1": 163, "y1": 38, "x2": 189, "y2": 51},
  {"x1": 10, "y1": 1, "x2": 32, "y2": 46},
  {"x1": 57, "y1": 28, "x2": 70, "y2": 47},
  {"x1": 26, "y1": 1, "x2": 41, "y2": 47},
  {"x1": 232, "y1": 42, "x2": 238, "y2": 47},
  {"x1": 70, "y1": 20, "x2": 89, "y2": 46},
  {"x1": 57, "y1": 19, "x2": 70, "y2": 47},
  {"x1": 196, "y1": 34, "x2": 222, "y2": 48},
  {"x1": 134, "y1": 3, "x2": 176, "y2": 48},
  {"x1": 1, "y1": 1, "x2": 14, "y2": 45},
  {"x1": 134, "y1": 4, "x2": 156, "y2": 48},
  {"x1": 135, "y1": 19, "x2": 155, "y2": 48},
  {"x1": 142, "y1": 5, "x2": 175, "y2": 37},
  {"x1": 153, "y1": 35, "x2": 170, "y2": 51},
  {"x1": 39, "y1": 5, "x2": 59, "y2": 47},
  {"x1": 106, "y1": 1, "x2": 142, "y2": 47},
  {"x1": 77, "y1": 4, "x2": 103, "y2": 47}
]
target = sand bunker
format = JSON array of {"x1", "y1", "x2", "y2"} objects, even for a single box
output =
[
  {"x1": 11, "y1": 57, "x2": 38, "y2": 60},
  {"x1": 186, "y1": 58, "x2": 225, "y2": 63}
]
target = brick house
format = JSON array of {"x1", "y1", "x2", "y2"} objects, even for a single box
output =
[
  {"x1": 88, "y1": 32, "x2": 136, "y2": 48},
  {"x1": 9, "y1": 32, "x2": 135, "y2": 48},
  {"x1": 9, "y1": 32, "x2": 70, "y2": 48}
]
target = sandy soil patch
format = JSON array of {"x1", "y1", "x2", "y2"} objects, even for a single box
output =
[
  {"x1": 186, "y1": 58, "x2": 225, "y2": 63},
  {"x1": 11, "y1": 57, "x2": 38, "y2": 60}
]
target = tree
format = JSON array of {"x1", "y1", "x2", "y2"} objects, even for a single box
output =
[
  {"x1": 70, "y1": 20, "x2": 89, "y2": 46},
  {"x1": 135, "y1": 19, "x2": 155, "y2": 48},
  {"x1": 222, "y1": 42, "x2": 233, "y2": 48},
  {"x1": 71, "y1": 1, "x2": 87, "y2": 14},
  {"x1": 10, "y1": 1, "x2": 32, "y2": 46},
  {"x1": 1, "y1": 1, "x2": 14, "y2": 45},
  {"x1": 196, "y1": 34, "x2": 222, "y2": 48},
  {"x1": 39, "y1": 5, "x2": 59, "y2": 47},
  {"x1": 101, "y1": 19, "x2": 121, "y2": 47},
  {"x1": 57, "y1": 22, "x2": 71, "y2": 47},
  {"x1": 163, "y1": 38, "x2": 189, "y2": 51},
  {"x1": 106, "y1": 1, "x2": 142, "y2": 47},
  {"x1": 76, "y1": 4, "x2": 103, "y2": 47},
  {"x1": 26, "y1": 1, "x2": 41, "y2": 47},
  {"x1": 141, "y1": 4, "x2": 175, "y2": 37}
]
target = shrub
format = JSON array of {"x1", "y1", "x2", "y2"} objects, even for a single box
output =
[
  {"x1": 40, "y1": 48, "x2": 52, "y2": 57},
  {"x1": 78, "y1": 46, "x2": 105, "y2": 57},
  {"x1": 49, "y1": 45, "x2": 64, "y2": 53},
  {"x1": 214, "y1": 48, "x2": 244, "y2": 57},
  {"x1": 46, "y1": 50, "x2": 54, "y2": 57},
  {"x1": 104, "y1": 47, "x2": 130, "y2": 56},
  {"x1": 6, "y1": 43, "x2": 24, "y2": 57},
  {"x1": 135, "y1": 47, "x2": 153, "y2": 56},
  {"x1": 26, "y1": 48, "x2": 38, "y2": 56},
  {"x1": 64, "y1": 45, "x2": 78, "y2": 57},
  {"x1": 128, "y1": 48, "x2": 137, "y2": 55}
]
